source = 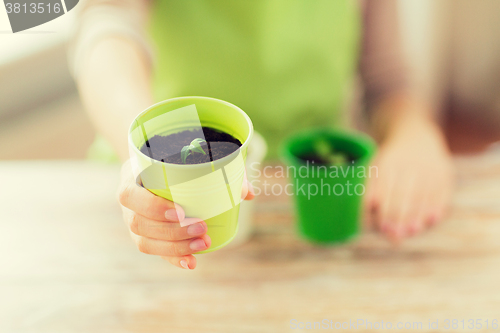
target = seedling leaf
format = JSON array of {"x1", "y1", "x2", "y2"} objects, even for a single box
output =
[
  {"x1": 315, "y1": 139, "x2": 332, "y2": 158},
  {"x1": 314, "y1": 138, "x2": 348, "y2": 165},
  {"x1": 181, "y1": 146, "x2": 191, "y2": 164},
  {"x1": 190, "y1": 138, "x2": 207, "y2": 155},
  {"x1": 180, "y1": 138, "x2": 207, "y2": 164}
]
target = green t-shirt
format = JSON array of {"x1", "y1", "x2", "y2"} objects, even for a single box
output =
[{"x1": 149, "y1": 0, "x2": 361, "y2": 158}]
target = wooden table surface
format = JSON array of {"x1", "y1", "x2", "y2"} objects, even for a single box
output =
[{"x1": 1, "y1": 152, "x2": 500, "y2": 333}]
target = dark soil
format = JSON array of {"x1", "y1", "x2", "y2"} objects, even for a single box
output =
[
  {"x1": 140, "y1": 127, "x2": 242, "y2": 164},
  {"x1": 298, "y1": 153, "x2": 358, "y2": 165}
]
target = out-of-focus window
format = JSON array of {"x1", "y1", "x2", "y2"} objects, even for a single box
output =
[{"x1": 0, "y1": 6, "x2": 78, "y2": 117}]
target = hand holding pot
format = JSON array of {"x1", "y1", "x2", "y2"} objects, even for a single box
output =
[
  {"x1": 364, "y1": 108, "x2": 454, "y2": 243},
  {"x1": 118, "y1": 160, "x2": 254, "y2": 270}
]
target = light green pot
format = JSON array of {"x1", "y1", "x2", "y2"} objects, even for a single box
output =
[{"x1": 128, "y1": 97, "x2": 253, "y2": 253}]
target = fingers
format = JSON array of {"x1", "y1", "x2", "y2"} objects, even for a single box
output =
[
  {"x1": 363, "y1": 169, "x2": 378, "y2": 232},
  {"x1": 385, "y1": 175, "x2": 418, "y2": 242},
  {"x1": 118, "y1": 166, "x2": 185, "y2": 222},
  {"x1": 241, "y1": 169, "x2": 255, "y2": 201},
  {"x1": 408, "y1": 200, "x2": 428, "y2": 236},
  {"x1": 405, "y1": 178, "x2": 435, "y2": 236},
  {"x1": 367, "y1": 160, "x2": 434, "y2": 243},
  {"x1": 123, "y1": 207, "x2": 207, "y2": 241},
  {"x1": 162, "y1": 255, "x2": 197, "y2": 270},
  {"x1": 372, "y1": 175, "x2": 443, "y2": 243},
  {"x1": 374, "y1": 163, "x2": 397, "y2": 235},
  {"x1": 120, "y1": 161, "x2": 211, "y2": 270},
  {"x1": 426, "y1": 180, "x2": 451, "y2": 227},
  {"x1": 377, "y1": 176, "x2": 422, "y2": 243},
  {"x1": 363, "y1": 160, "x2": 380, "y2": 230},
  {"x1": 130, "y1": 231, "x2": 212, "y2": 257},
  {"x1": 241, "y1": 179, "x2": 255, "y2": 201},
  {"x1": 124, "y1": 205, "x2": 210, "y2": 270}
]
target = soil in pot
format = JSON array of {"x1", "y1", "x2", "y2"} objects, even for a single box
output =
[
  {"x1": 297, "y1": 139, "x2": 359, "y2": 165},
  {"x1": 140, "y1": 126, "x2": 242, "y2": 165},
  {"x1": 297, "y1": 152, "x2": 358, "y2": 165},
  {"x1": 297, "y1": 153, "x2": 358, "y2": 165}
]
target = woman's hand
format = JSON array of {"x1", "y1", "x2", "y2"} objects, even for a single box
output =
[
  {"x1": 118, "y1": 161, "x2": 254, "y2": 269},
  {"x1": 365, "y1": 102, "x2": 454, "y2": 244}
]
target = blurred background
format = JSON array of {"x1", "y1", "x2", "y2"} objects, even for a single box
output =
[
  {"x1": 0, "y1": 5, "x2": 94, "y2": 160},
  {"x1": 1, "y1": 0, "x2": 499, "y2": 160},
  {"x1": 2, "y1": 2, "x2": 500, "y2": 331}
]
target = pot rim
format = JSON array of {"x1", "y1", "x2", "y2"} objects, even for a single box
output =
[
  {"x1": 280, "y1": 128, "x2": 376, "y2": 167},
  {"x1": 128, "y1": 96, "x2": 254, "y2": 169}
]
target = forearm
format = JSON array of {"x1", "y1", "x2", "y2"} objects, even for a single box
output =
[
  {"x1": 77, "y1": 37, "x2": 153, "y2": 161},
  {"x1": 359, "y1": 0, "x2": 441, "y2": 143},
  {"x1": 368, "y1": 92, "x2": 449, "y2": 157},
  {"x1": 369, "y1": 94, "x2": 433, "y2": 140}
]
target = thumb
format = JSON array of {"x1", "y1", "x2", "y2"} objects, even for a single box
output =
[{"x1": 241, "y1": 169, "x2": 255, "y2": 201}]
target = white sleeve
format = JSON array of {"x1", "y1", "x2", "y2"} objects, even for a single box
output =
[{"x1": 68, "y1": 0, "x2": 153, "y2": 79}]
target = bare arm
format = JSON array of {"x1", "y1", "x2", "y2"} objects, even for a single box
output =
[
  {"x1": 78, "y1": 38, "x2": 153, "y2": 160},
  {"x1": 360, "y1": 0, "x2": 419, "y2": 140},
  {"x1": 360, "y1": 0, "x2": 453, "y2": 243},
  {"x1": 71, "y1": 0, "x2": 153, "y2": 160}
]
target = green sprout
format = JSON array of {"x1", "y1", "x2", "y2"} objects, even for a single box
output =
[
  {"x1": 314, "y1": 138, "x2": 347, "y2": 165},
  {"x1": 181, "y1": 138, "x2": 207, "y2": 164}
]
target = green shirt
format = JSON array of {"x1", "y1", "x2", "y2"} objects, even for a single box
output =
[{"x1": 148, "y1": 0, "x2": 361, "y2": 158}]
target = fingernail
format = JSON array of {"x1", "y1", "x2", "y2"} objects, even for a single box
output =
[
  {"x1": 247, "y1": 181, "x2": 255, "y2": 196},
  {"x1": 187, "y1": 223, "x2": 206, "y2": 236},
  {"x1": 190, "y1": 238, "x2": 208, "y2": 251},
  {"x1": 165, "y1": 208, "x2": 184, "y2": 222},
  {"x1": 180, "y1": 259, "x2": 189, "y2": 269},
  {"x1": 428, "y1": 215, "x2": 438, "y2": 226}
]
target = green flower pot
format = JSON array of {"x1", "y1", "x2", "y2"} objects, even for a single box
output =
[
  {"x1": 128, "y1": 97, "x2": 253, "y2": 253},
  {"x1": 281, "y1": 129, "x2": 376, "y2": 244}
]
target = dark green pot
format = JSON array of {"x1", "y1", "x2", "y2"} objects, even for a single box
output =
[{"x1": 281, "y1": 129, "x2": 377, "y2": 244}]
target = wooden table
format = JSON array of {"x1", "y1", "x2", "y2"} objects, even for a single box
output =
[{"x1": 1, "y1": 153, "x2": 500, "y2": 332}]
